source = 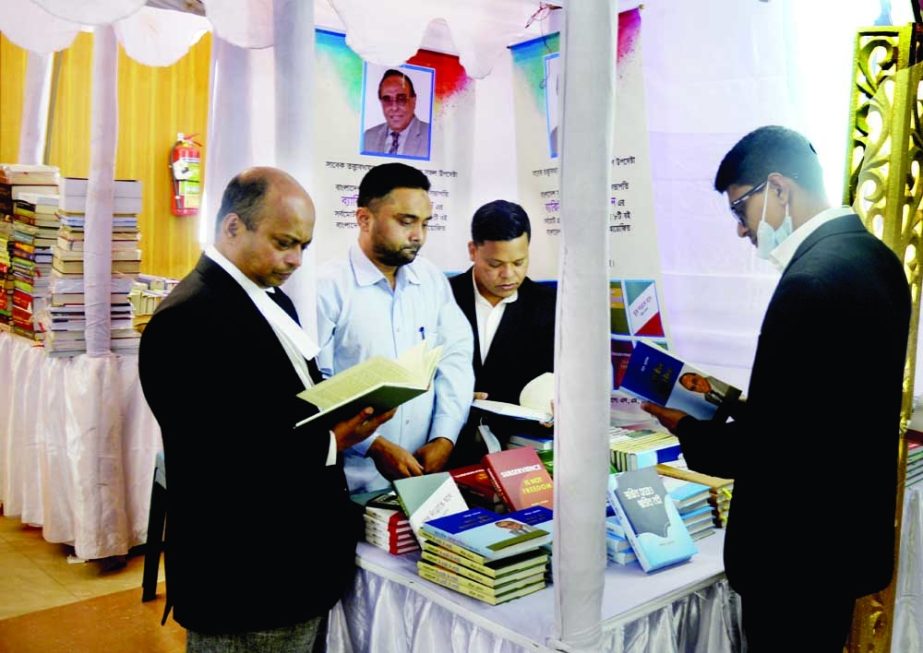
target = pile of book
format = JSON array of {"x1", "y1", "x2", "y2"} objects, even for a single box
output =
[
  {"x1": 657, "y1": 462, "x2": 733, "y2": 528},
  {"x1": 660, "y1": 476, "x2": 716, "y2": 541},
  {"x1": 0, "y1": 164, "x2": 60, "y2": 338},
  {"x1": 609, "y1": 427, "x2": 682, "y2": 471},
  {"x1": 417, "y1": 506, "x2": 551, "y2": 605},
  {"x1": 129, "y1": 274, "x2": 178, "y2": 332},
  {"x1": 43, "y1": 177, "x2": 143, "y2": 356},
  {"x1": 350, "y1": 489, "x2": 420, "y2": 555},
  {"x1": 907, "y1": 429, "x2": 923, "y2": 487}
]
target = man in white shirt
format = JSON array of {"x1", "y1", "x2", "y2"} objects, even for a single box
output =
[
  {"x1": 317, "y1": 163, "x2": 474, "y2": 492},
  {"x1": 139, "y1": 167, "x2": 392, "y2": 652}
]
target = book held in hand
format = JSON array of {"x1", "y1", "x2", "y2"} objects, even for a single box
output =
[
  {"x1": 618, "y1": 341, "x2": 742, "y2": 421},
  {"x1": 295, "y1": 340, "x2": 442, "y2": 428},
  {"x1": 607, "y1": 468, "x2": 697, "y2": 572},
  {"x1": 472, "y1": 372, "x2": 555, "y2": 423}
]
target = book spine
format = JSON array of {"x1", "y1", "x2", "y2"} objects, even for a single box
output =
[
  {"x1": 418, "y1": 531, "x2": 489, "y2": 565},
  {"x1": 417, "y1": 562, "x2": 500, "y2": 604},
  {"x1": 421, "y1": 542, "x2": 498, "y2": 577},
  {"x1": 420, "y1": 551, "x2": 496, "y2": 586}
]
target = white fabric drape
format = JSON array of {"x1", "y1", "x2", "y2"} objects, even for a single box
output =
[
  {"x1": 273, "y1": 0, "x2": 318, "y2": 333},
  {"x1": 552, "y1": 2, "x2": 615, "y2": 650},
  {"x1": 201, "y1": 36, "x2": 256, "y2": 243},
  {"x1": 893, "y1": 486, "x2": 923, "y2": 651},
  {"x1": 0, "y1": 333, "x2": 161, "y2": 559},
  {"x1": 84, "y1": 25, "x2": 118, "y2": 357},
  {"x1": 17, "y1": 51, "x2": 53, "y2": 165}
]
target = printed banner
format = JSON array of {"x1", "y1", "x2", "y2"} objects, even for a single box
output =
[
  {"x1": 510, "y1": 9, "x2": 670, "y2": 395},
  {"x1": 313, "y1": 30, "x2": 476, "y2": 271}
]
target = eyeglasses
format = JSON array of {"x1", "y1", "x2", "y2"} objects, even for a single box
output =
[
  {"x1": 728, "y1": 181, "x2": 766, "y2": 228},
  {"x1": 379, "y1": 94, "x2": 411, "y2": 107}
]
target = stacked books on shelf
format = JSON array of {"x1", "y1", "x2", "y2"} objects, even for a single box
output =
[
  {"x1": 506, "y1": 433, "x2": 554, "y2": 451},
  {"x1": 656, "y1": 462, "x2": 733, "y2": 528},
  {"x1": 609, "y1": 428, "x2": 682, "y2": 472},
  {"x1": 606, "y1": 468, "x2": 697, "y2": 572},
  {"x1": 0, "y1": 164, "x2": 60, "y2": 335},
  {"x1": 9, "y1": 195, "x2": 56, "y2": 340},
  {"x1": 417, "y1": 506, "x2": 551, "y2": 605},
  {"x1": 129, "y1": 274, "x2": 178, "y2": 332},
  {"x1": 351, "y1": 489, "x2": 419, "y2": 555},
  {"x1": 43, "y1": 177, "x2": 143, "y2": 356}
]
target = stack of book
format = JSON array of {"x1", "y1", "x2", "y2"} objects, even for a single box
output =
[
  {"x1": 506, "y1": 433, "x2": 554, "y2": 451},
  {"x1": 9, "y1": 196, "x2": 56, "y2": 340},
  {"x1": 43, "y1": 178, "x2": 144, "y2": 356},
  {"x1": 907, "y1": 429, "x2": 923, "y2": 487},
  {"x1": 0, "y1": 165, "x2": 59, "y2": 333},
  {"x1": 657, "y1": 462, "x2": 733, "y2": 528},
  {"x1": 129, "y1": 274, "x2": 178, "y2": 332},
  {"x1": 417, "y1": 506, "x2": 551, "y2": 605},
  {"x1": 661, "y1": 476, "x2": 716, "y2": 541},
  {"x1": 609, "y1": 428, "x2": 682, "y2": 472},
  {"x1": 354, "y1": 490, "x2": 419, "y2": 555}
]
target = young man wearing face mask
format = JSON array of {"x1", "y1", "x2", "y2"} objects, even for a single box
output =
[{"x1": 642, "y1": 125, "x2": 911, "y2": 652}]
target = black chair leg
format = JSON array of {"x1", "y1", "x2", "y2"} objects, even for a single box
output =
[{"x1": 142, "y1": 479, "x2": 166, "y2": 602}]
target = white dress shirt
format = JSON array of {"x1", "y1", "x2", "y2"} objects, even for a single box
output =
[{"x1": 471, "y1": 270, "x2": 518, "y2": 364}]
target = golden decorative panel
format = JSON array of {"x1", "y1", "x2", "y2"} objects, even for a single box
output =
[{"x1": 843, "y1": 24, "x2": 923, "y2": 653}]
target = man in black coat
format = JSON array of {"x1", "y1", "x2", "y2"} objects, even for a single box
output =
[
  {"x1": 448, "y1": 200, "x2": 556, "y2": 466},
  {"x1": 139, "y1": 167, "x2": 393, "y2": 652},
  {"x1": 644, "y1": 126, "x2": 911, "y2": 652}
]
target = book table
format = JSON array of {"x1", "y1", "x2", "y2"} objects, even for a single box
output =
[{"x1": 328, "y1": 531, "x2": 742, "y2": 652}]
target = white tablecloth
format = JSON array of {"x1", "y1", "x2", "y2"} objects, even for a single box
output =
[
  {"x1": 0, "y1": 331, "x2": 161, "y2": 559},
  {"x1": 893, "y1": 485, "x2": 923, "y2": 652},
  {"x1": 329, "y1": 532, "x2": 743, "y2": 652}
]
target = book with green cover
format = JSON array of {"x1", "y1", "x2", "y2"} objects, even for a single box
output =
[
  {"x1": 295, "y1": 341, "x2": 442, "y2": 428},
  {"x1": 416, "y1": 560, "x2": 546, "y2": 605},
  {"x1": 420, "y1": 541, "x2": 547, "y2": 579}
]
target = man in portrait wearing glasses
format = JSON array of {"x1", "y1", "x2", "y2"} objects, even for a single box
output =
[
  {"x1": 642, "y1": 126, "x2": 910, "y2": 652},
  {"x1": 363, "y1": 69, "x2": 431, "y2": 159}
]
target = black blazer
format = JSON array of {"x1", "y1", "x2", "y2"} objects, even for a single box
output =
[
  {"x1": 449, "y1": 270, "x2": 556, "y2": 405},
  {"x1": 677, "y1": 215, "x2": 910, "y2": 598},
  {"x1": 139, "y1": 255, "x2": 360, "y2": 634}
]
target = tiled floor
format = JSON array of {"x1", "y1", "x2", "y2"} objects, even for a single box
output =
[{"x1": 0, "y1": 512, "x2": 183, "y2": 651}]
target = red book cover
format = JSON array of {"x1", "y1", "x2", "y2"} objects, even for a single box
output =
[
  {"x1": 450, "y1": 464, "x2": 500, "y2": 502},
  {"x1": 482, "y1": 448, "x2": 554, "y2": 511}
]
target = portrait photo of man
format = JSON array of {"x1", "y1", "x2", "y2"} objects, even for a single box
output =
[{"x1": 361, "y1": 64, "x2": 434, "y2": 161}]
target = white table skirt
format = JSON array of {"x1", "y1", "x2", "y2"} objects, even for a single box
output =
[
  {"x1": 0, "y1": 331, "x2": 161, "y2": 559},
  {"x1": 328, "y1": 533, "x2": 743, "y2": 652}
]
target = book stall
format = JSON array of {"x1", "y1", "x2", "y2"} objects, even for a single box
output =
[{"x1": 2, "y1": 2, "x2": 923, "y2": 652}]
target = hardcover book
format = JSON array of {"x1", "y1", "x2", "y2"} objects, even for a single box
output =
[
  {"x1": 606, "y1": 468, "x2": 697, "y2": 572},
  {"x1": 482, "y1": 447, "x2": 554, "y2": 510},
  {"x1": 619, "y1": 341, "x2": 742, "y2": 421},
  {"x1": 420, "y1": 507, "x2": 551, "y2": 562},
  {"x1": 392, "y1": 472, "x2": 467, "y2": 541},
  {"x1": 420, "y1": 541, "x2": 548, "y2": 579},
  {"x1": 295, "y1": 340, "x2": 442, "y2": 428},
  {"x1": 416, "y1": 560, "x2": 545, "y2": 605}
]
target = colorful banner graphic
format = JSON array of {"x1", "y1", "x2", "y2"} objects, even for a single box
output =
[{"x1": 313, "y1": 30, "x2": 476, "y2": 271}]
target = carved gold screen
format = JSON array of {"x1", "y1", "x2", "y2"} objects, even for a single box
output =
[{"x1": 843, "y1": 23, "x2": 923, "y2": 653}]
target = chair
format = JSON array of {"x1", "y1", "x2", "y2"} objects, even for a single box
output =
[{"x1": 141, "y1": 450, "x2": 166, "y2": 602}]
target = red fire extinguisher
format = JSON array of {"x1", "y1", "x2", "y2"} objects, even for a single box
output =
[{"x1": 170, "y1": 133, "x2": 201, "y2": 217}]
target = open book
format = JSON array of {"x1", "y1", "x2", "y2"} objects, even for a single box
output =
[
  {"x1": 471, "y1": 372, "x2": 554, "y2": 423},
  {"x1": 618, "y1": 341, "x2": 742, "y2": 422},
  {"x1": 295, "y1": 341, "x2": 443, "y2": 428}
]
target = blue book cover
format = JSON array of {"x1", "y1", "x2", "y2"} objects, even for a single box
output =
[
  {"x1": 421, "y1": 507, "x2": 551, "y2": 561},
  {"x1": 618, "y1": 341, "x2": 742, "y2": 421},
  {"x1": 606, "y1": 468, "x2": 697, "y2": 572}
]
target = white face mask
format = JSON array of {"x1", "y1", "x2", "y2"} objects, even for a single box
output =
[{"x1": 756, "y1": 179, "x2": 793, "y2": 259}]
